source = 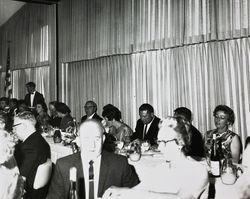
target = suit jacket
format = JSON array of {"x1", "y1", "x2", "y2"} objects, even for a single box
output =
[
  {"x1": 47, "y1": 151, "x2": 139, "y2": 199},
  {"x1": 132, "y1": 116, "x2": 161, "y2": 145},
  {"x1": 81, "y1": 113, "x2": 103, "y2": 123},
  {"x1": 187, "y1": 125, "x2": 205, "y2": 159},
  {"x1": 14, "y1": 132, "x2": 51, "y2": 199},
  {"x1": 24, "y1": 91, "x2": 45, "y2": 107}
]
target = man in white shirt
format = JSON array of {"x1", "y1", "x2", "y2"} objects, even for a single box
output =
[
  {"x1": 131, "y1": 103, "x2": 161, "y2": 146},
  {"x1": 47, "y1": 120, "x2": 139, "y2": 199},
  {"x1": 24, "y1": 82, "x2": 45, "y2": 111}
]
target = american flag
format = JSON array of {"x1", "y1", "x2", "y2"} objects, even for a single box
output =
[{"x1": 4, "y1": 47, "x2": 12, "y2": 98}]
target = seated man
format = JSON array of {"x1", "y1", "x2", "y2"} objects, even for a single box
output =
[
  {"x1": 81, "y1": 101, "x2": 102, "y2": 123},
  {"x1": 13, "y1": 111, "x2": 51, "y2": 199},
  {"x1": 174, "y1": 107, "x2": 205, "y2": 159},
  {"x1": 47, "y1": 120, "x2": 139, "y2": 199},
  {"x1": 131, "y1": 103, "x2": 160, "y2": 146},
  {"x1": 103, "y1": 117, "x2": 208, "y2": 199}
]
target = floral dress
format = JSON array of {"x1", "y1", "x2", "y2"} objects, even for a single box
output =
[{"x1": 204, "y1": 129, "x2": 239, "y2": 160}]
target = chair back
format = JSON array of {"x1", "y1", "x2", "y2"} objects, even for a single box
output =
[{"x1": 33, "y1": 158, "x2": 52, "y2": 190}]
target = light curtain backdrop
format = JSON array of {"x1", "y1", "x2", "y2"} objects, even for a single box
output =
[
  {"x1": 62, "y1": 37, "x2": 250, "y2": 146},
  {"x1": 1, "y1": 0, "x2": 250, "y2": 145},
  {"x1": 0, "y1": 3, "x2": 54, "y2": 99},
  {"x1": 12, "y1": 66, "x2": 50, "y2": 104}
]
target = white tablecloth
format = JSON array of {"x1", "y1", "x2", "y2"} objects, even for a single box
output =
[
  {"x1": 45, "y1": 137, "x2": 73, "y2": 163},
  {"x1": 129, "y1": 153, "x2": 240, "y2": 199}
]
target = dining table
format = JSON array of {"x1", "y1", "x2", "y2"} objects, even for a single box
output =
[
  {"x1": 43, "y1": 139, "x2": 243, "y2": 199},
  {"x1": 44, "y1": 136, "x2": 73, "y2": 163}
]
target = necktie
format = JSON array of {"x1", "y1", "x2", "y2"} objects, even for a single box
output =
[
  {"x1": 89, "y1": 160, "x2": 94, "y2": 199},
  {"x1": 143, "y1": 124, "x2": 148, "y2": 140}
]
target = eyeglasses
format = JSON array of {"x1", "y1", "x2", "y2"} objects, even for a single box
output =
[
  {"x1": 214, "y1": 115, "x2": 227, "y2": 120},
  {"x1": 13, "y1": 123, "x2": 22, "y2": 127},
  {"x1": 157, "y1": 139, "x2": 178, "y2": 146}
]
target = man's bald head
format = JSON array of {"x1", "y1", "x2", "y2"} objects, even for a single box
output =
[{"x1": 79, "y1": 120, "x2": 105, "y2": 159}]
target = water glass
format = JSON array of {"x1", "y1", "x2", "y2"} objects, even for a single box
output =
[{"x1": 221, "y1": 158, "x2": 237, "y2": 185}]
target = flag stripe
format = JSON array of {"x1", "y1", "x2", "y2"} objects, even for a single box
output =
[{"x1": 4, "y1": 47, "x2": 12, "y2": 98}]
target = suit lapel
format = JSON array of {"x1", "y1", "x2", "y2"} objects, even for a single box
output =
[
  {"x1": 73, "y1": 153, "x2": 85, "y2": 199},
  {"x1": 98, "y1": 151, "x2": 109, "y2": 196}
]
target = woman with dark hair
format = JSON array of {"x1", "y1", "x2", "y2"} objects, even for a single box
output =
[
  {"x1": 55, "y1": 102, "x2": 74, "y2": 131},
  {"x1": 103, "y1": 117, "x2": 208, "y2": 199},
  {"x1": 36, "y1": 101, "x2": 50, "y2": 131},
  {"x1": 204, "y1": 105, "x2": 242, "y2": 163},
  {"x1": 102, "y1": 104, "x2": 133, "y2": 142},
  {"x1": 48, "y1": 101, "x2": 61, "y2": 128}
]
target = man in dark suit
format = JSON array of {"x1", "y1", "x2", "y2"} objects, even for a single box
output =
[
  {"x1": 131, "y1": 103, "x2": 161, "y2": 146},
  {"x1": 24, "y1": 82, "x2": 45, "y2": 110},
  {"x1": 174, "y1": 107, "x2": 205, "y2": 159},
  {"x1": 13, "y1": 111, "x2": 51, "y2": 199},
  {"x1": 47, "y1": 120, "x2": 139, "y2": 199},
  {"x1": 81, "y1": 101, "x2": 102, "y2": 123}
]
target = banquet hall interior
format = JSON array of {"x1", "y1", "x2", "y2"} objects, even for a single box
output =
[{"x1": 1, "y1": 0, "x2": 250, "y2": 199}]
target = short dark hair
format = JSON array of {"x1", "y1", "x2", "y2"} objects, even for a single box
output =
[
  {"x1": 213, "y1": 105, "x2": 235, "y2": 125},
  {"x1": 0, "y1": 97, "x2": 9, "y2": 104},
  {"x1": 139, "y1": 103, "x2": 154, "y2": 113},
  {"x1": 26, "y1": 82, "x2": 36, "y2": 88},
  {"x1": 174, "y1": 107, "x2": 192, "y2": 122},
  {"x1": 102, "y1": 104, "x2": 121, "y2": 121},
  {"x1": 55, "y1": 102, "x2": 71, "y2": 114}
]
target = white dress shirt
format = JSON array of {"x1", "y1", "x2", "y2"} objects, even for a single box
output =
[
  {"x1": 30, "y1": 91, "x2": 36, "y2": 107},
  {"x1": 87, "y1": 113, "x2": 95, "y2": 120},
  {"x1": 144, "y1": 116, "x2": 155, "y2": 135},
  {"x1": 81, "y1": 153, "x2": 102, "y2": 199}
]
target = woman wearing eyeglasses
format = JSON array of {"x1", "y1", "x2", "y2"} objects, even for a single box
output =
[
  {"x1": 204, "y1": 105, "x2": 242, "y2": 163},
  {"x1": 103, "y1": 117, "x2": 208, "y2": 199}
]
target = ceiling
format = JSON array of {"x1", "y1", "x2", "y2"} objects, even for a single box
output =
[{"x1": 0, "y1": 0, "x2": 25, "y2": 27}]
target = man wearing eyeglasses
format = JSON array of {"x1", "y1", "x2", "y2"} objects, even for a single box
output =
[
  {"x1": 13, "y1": 111, "x2": 50, "y2": 199},
  {"x1": 81, "y1": 101, "x2": 102, "y2": 123}
]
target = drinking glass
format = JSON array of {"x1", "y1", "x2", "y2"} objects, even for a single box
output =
[
  {"x1": 141, "y1": 141, "x2": 150, "y2": 153},
  {"x1": 221, "y1": 158, "x2": 237, "y2": 185},
  {"x1": 128, "y1": 142, "x2": 141, "y2": 162}
]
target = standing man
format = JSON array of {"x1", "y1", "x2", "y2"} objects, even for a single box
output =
[
  {"x1": 81, "y1": 100, "x2": 102, "y2": 123},
  {"x1": 24, "y1": 82, "x2": 45, "y2": 111},
  {"x1": 47, "y1": 120, "x2": 139, "y2": 199},
  {"x1": 174, "y1": 107, "x2": 205, "y2": 159},
  {"x1": 13, "y1": 111, "x2": 50, "y2": 199},
  {"x1": 132, "y1": 103, "x2": 161, "y2": 146}
]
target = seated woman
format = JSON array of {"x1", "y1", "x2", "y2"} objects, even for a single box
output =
[
  {"x1": 204, "y1": 105, "x2": 242, "y2": 163},
  {"x1": 103, "y1": 117, "x2": 208, "y2": 199},
  {"x1": 55, "y1": 102, "x2": 74, "y2": 132},
  {"x1": 0, "y1": 129, "x2": 24, "y2": 199},
  {"x1": 48, "y1": 101, "x2": 61, "y2": 128},
  {"x1": 102, "y1": 104, "x2": 133, "y2": 142},
  {"x1": 36, "y1": 101, "x2": 50, "y2": 132}
]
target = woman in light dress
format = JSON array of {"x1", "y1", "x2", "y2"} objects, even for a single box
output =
[{"x1": 103, "y1": 117, "x2": 208, "y2": 199}]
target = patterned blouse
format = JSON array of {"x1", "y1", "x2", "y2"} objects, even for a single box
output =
[{"x1": 204, "y1": 129, "x2": 239, "y2": 160}]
